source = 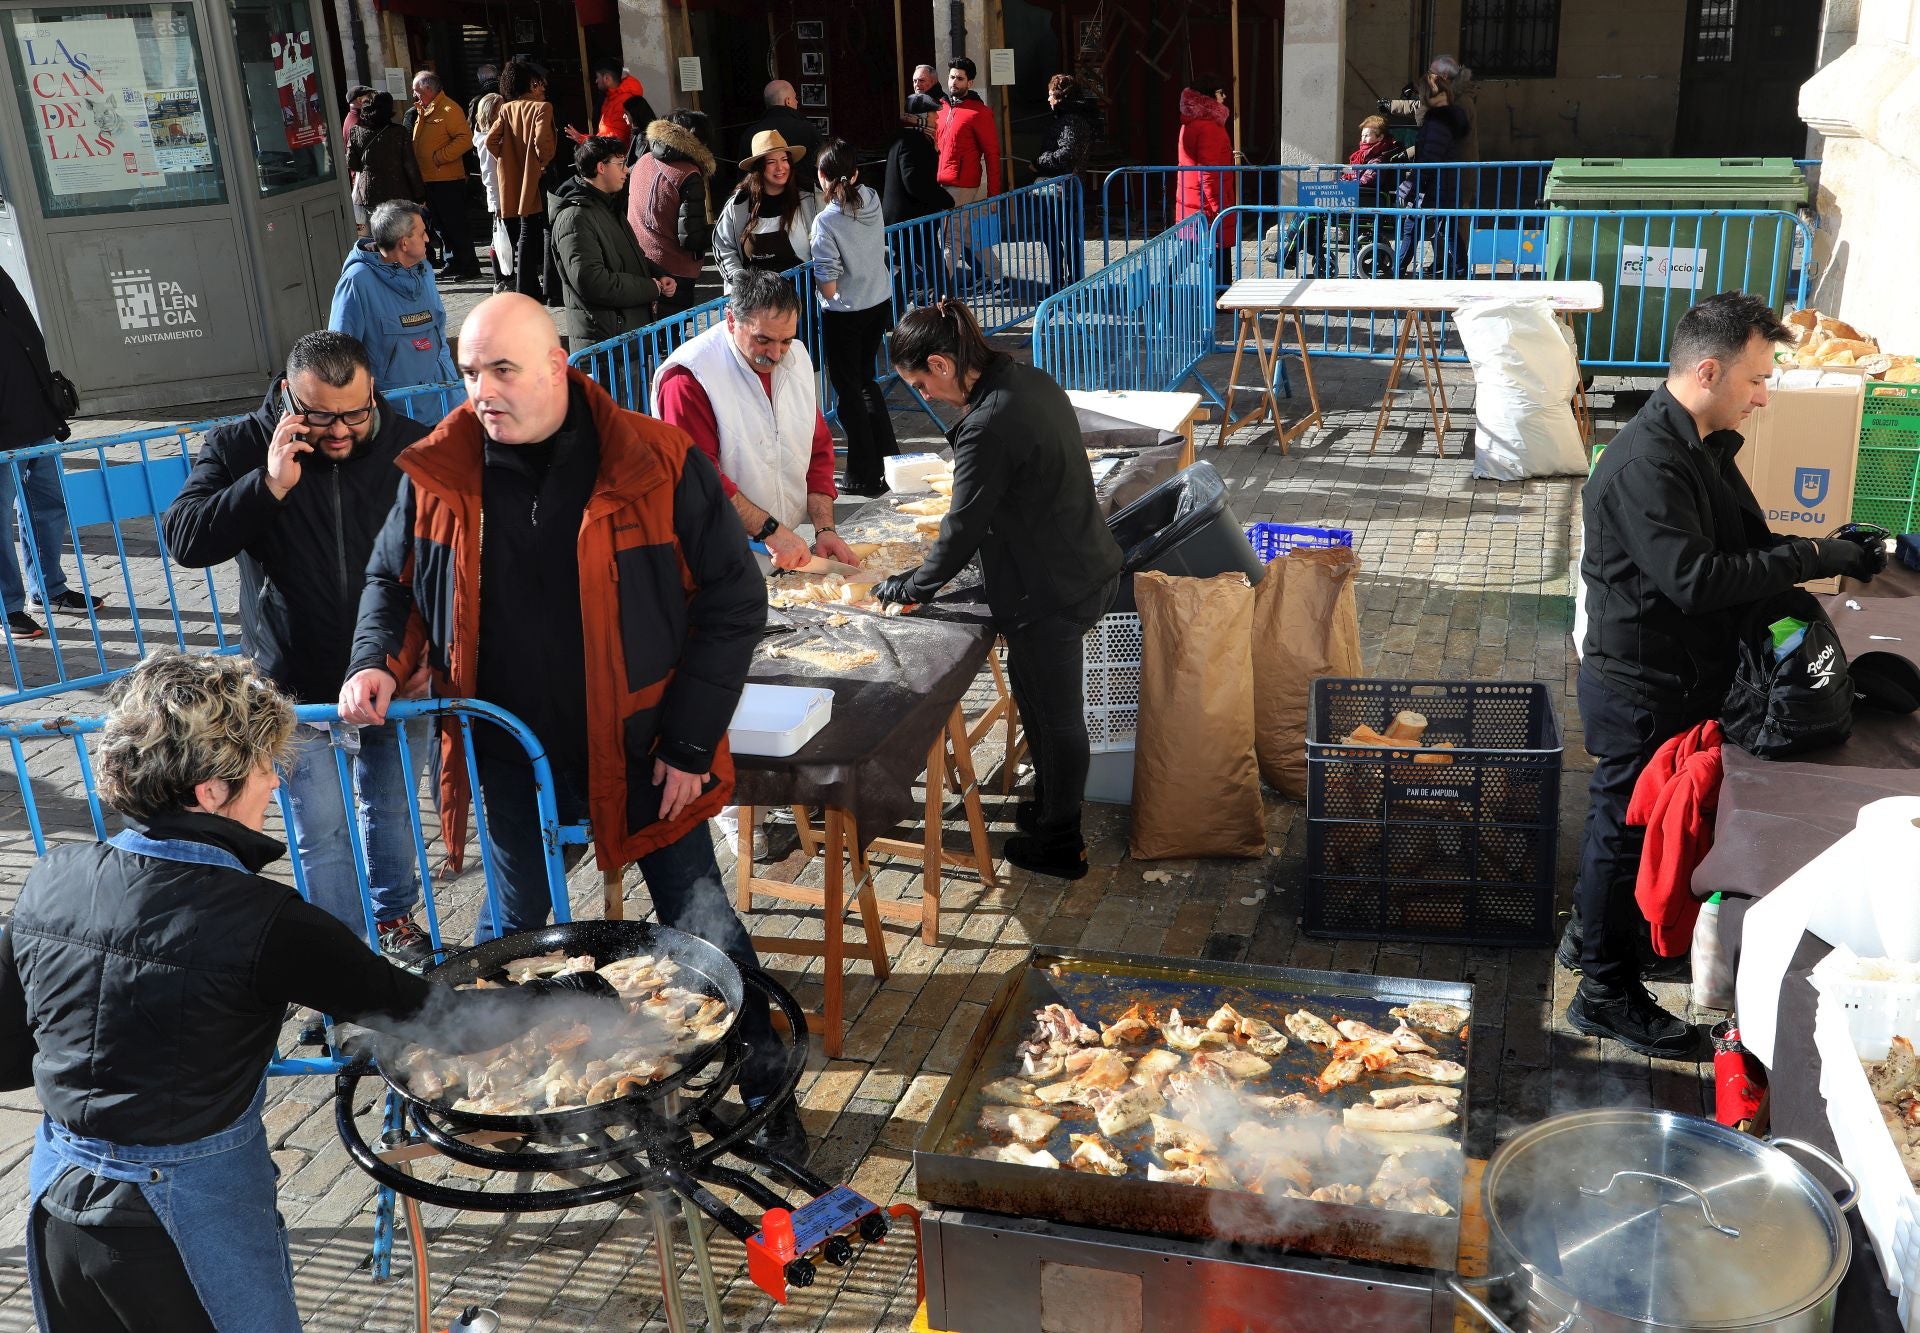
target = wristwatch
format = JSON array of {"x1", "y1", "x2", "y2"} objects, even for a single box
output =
[{"x1": 755, "y1": 515, "x2": 780, "y2": 542}]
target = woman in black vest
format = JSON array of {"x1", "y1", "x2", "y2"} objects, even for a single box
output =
[
  {"x1": 0, "y1": 652, "x2": 550, "y2": 1332},
  {"x1": 874, "y1": 300, "x2": 1124, "y2": 880}
]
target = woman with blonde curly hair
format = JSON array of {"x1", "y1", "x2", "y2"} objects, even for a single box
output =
[{"x1": 0, "y1": 652, "x2": 547, "y2": 1332}]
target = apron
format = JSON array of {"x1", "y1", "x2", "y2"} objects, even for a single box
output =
[{"x1": 25, "y1": 830, "x2": 303, "y2": 1333}]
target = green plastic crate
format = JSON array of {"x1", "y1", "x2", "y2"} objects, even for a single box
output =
[{"x1": 1852, "y1": 383, "x2": 1920, "y2": 534}]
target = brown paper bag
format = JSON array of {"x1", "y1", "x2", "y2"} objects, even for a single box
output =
[
  {"x1": 1129, "y1": 571, "x2": 1266, "y2": 859},
  {"x1": 1253, "y1": 545, "x2": 1364, "y2": 799}
]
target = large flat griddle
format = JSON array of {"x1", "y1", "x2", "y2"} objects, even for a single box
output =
[{"x1": 914, "y1": 946, "x2": 1473, "y2": 1271}]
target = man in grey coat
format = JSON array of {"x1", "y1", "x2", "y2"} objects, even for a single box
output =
[{"x1": 550, "y1": 137, "x2": 674, "y2": 355}]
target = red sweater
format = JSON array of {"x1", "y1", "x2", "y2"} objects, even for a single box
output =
[
  {"x1": 653, "y1": 364, "x2": 838, "y2": 501},
  {"x1": 1628, "y1": 720, "x2": 1725, "y2": 957}
]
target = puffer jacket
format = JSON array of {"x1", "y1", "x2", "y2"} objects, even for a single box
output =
[
  {"x1": 551, "y1": 175, "x2": 662, "y2": 343},
  {"x1": 328, "y1": 239, "x2": 457, "y2": 388},
  {"x1": 628, "y1": 119, "x2": 714, "y2": 280},
  {"x1": 348, "y1": 368, "x2": 767, "y2": 872},
  {"x1": 348, "y1": 118, "x2": 422, "y2": 209},
  {"x1": 1035, "y1": 92, "x2": 1103, "y2": 179},
  {"x1": 161, "y1": 381, "x2": 430, "y2": 703},
  {"x1": 1176, "y1": 88, "x2": 1236, "y2": 248},
  {"x1": 936, "y1": 91, "x2": 1000, "y2": 193}
]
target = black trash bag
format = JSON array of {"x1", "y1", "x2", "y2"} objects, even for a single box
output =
[{"x1": 1721, "y1": 589, "x2": 1853, "y2": 759}]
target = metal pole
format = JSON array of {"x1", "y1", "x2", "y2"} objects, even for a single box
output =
[
  {"x1": 681, "y1": 1193, "x2": 728, "y2": 1331},
  {"x1": 646, "y1": 1189, "x2": 688, "y2": 1333},
  {"x1": 894, "y1": 0, "x2": 907, "y2": 111},
  {"x1": 1231, "y1": 0, "x2": 1243, "y2": 161}
]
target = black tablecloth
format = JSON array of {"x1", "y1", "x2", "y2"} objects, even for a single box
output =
[{"x1": 734, "y1": 501, "x2": 997, "y2": 845}]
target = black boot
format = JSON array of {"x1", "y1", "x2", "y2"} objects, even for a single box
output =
[
  {"x1": 1556, "y1": 916, "x2": 1583, "y2": 972},
  {"x1": 1005, "y1": 825, "x2": 1088, "y2": 880},
  {"x1": 1566, "y1": 980, "x2": 1704, "y2": 1059},
  {"x1": 1014, "y1": 800, "x2": 1041, "y2": 834}
]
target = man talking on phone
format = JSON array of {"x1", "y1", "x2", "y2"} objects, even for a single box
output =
[{"x1": 163, "y1": 330, "x2": 440, "y2": 971}]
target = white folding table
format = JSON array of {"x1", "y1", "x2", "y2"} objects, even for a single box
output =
[{"x1": 1216, "y1": 278, "x2": 1606, "y2": 457}]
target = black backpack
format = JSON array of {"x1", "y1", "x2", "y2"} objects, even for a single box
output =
[{"x1": 1721, "y1": 589, "x2": 1853, "y2": 758}]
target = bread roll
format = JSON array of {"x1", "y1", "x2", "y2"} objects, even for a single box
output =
[{"x1": 1384, "y1": 710, "x2": 1429, "y2": 743}]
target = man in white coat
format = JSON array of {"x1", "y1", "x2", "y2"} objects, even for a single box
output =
[
  {"x1": 652, "y1": 269, "x2": 856, "y2": 860},
  {"x1": 652, "y1": 270, "x2": 857, "y2": 572}
]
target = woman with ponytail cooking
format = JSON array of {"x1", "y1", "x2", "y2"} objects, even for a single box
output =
[{"x1": 874, "y1": 301, "x2": 1123, "y2": 880}]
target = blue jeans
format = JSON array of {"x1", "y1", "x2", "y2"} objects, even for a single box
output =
[
  {"x1": 475, "y1": 755, "x2": 784, "y2": 1096},
  {"x1": 0, "y1": 449, "x2": 76, "y2": 615},
  {"x1": 280, "y1": 719, "x2": 431, "y2": 935}
]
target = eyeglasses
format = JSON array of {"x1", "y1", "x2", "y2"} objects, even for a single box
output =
[{"x1": 287, "y1": 386, "x2": 375, "y2": 428}]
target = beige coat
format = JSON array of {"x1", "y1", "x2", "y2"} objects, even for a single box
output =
[{"x1": 484, "y1": 98, "x2": 557, "y2": 218}]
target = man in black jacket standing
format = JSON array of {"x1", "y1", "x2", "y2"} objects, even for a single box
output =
[
  {"x1": 0, "y1": 267, "x2": 101, "y2": 642},
  {"x1": 1569, "y1": 292, "x2": 1878, "y2": 1056},
  {"x1": 737, "y1": 80, "x2": 823, "y2": 191},
  {"x1": 883, "y1": 94, "x2": 953, "y2": 308},
  {"x1": 163, "y1": 330, "x2": 437, "y2": 968}
]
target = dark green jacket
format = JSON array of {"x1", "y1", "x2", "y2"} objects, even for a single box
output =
[{"x1": 551, "y1": 175, "x2": 661, "y2": 344}]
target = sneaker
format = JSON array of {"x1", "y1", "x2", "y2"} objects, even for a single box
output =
[
  {"x1": 1005, "y1": 828, "x2": 1089, "y2": 880},
  {"x1": 377, "y1": 915, "x2": 436, "y2": 969},
  {"x1": 6, "y1": 611, "x2": 45, "y2": 640},
  {"x1": 1566, "y1": 980, "x2": 1705, "y2": 1059},
  {"x1": 33, "y1": 590, "x2": 104, "y2": 614}
]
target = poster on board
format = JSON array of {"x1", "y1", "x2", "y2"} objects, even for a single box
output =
[
  {"x1": 145, "y1": 88, "x2": 210, "y2": 170},
  {"x1": 15, "y1": 18, "x2": 162, "y2": 194},
  {"x1": 273, "y1": 31, "x2": 323, "y2": 150}
]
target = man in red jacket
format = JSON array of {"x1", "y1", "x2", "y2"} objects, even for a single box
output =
[{"x1": 938, "y1": 57, "x2": 1003, "y2": 289}]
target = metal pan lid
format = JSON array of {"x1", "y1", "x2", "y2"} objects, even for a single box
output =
[{"x1": 1483, "y1": 1109, "x2": 1850, "y2": 1327}]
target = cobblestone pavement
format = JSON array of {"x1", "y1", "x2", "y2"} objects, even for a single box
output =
[{"x1": 0, "y1": 323, "x2": 1714, "y2": 1330}]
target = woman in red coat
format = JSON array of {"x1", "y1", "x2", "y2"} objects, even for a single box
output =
[{"x1": 1176, "y1": 75, "x2": 1236, "y2": 290}]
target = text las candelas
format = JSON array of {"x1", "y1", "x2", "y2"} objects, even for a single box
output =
[{"x1": 22, "y1": 36, "x2": 123, "y2": 162}]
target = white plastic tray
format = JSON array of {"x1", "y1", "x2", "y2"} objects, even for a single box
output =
[
  {"x1": 884, "y1": 452, "x2": 946, "y2": 494},
  {"x1": 1813, "y1": 974, "x2": 1920, "y2": 1319},
  {"x1": 728, "y1": 684, "x2": 833, "y2": 757}
]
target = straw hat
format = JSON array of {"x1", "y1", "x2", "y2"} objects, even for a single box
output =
[{"x1": 737, "y1": 129, "x2": 806, "y2": 172}]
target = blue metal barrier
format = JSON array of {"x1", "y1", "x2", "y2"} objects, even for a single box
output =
[
  {"x1": 1099, "y1": 161, "x2": 1555, "y2": 267},
  {"x1": 1209, "y1": 203, "x2": 1814, "y2": 371},
  {"x1": 0, "y1": 694, "x2": 579, "y2": 1280},
  {"x1": 569, "y1": 175, "x2": 1086, "y2": 420},
  {"x1": 1032, "y1": 212, "x2": 1218, "y2": 401},
  {"x1": 0, "y1": 381, "x2": 463, "y2": 707}
]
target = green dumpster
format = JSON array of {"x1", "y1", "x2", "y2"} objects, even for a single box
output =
[{"x1": 1543, "y1": 158, "x2": 1807, "y2": 369}]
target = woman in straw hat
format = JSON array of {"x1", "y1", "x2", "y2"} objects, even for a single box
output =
[{"x1": 713, "y1": 130, "x2": 821, "y2": 295}]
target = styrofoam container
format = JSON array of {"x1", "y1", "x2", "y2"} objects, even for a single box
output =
[
  {"x1": 883, "y1": 452, "x2": 946, "y2": 494},
  {"x1": 1813, "y1": 972, "x2": 1920, "y2": 1309},
  {"x1": 728, "y1": 684, "x2": 833, "y2": 757}
]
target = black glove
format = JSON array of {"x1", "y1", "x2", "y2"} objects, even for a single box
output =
[
  {"x1": 1831, "y1": 523, "x2": 1892, "y2": 578},
  {"x1": 1811, "y1": 537, "x2": 1879, "y2": 582},
  {"x1": 873, "y1": 571, "x2": 920, "y2": 606}
]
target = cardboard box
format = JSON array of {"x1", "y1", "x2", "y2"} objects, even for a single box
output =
[{"x1": 1736, "y1": 369, "x2": 1866, "y2": 592}]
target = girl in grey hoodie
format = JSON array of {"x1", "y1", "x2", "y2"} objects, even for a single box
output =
[{"x1": 810, "y1": 139, "x2": 898, "y2": 494}]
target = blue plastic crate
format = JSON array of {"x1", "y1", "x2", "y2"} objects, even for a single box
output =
[{"x1": 1244, "y1": 522, "x2": 1354, "y2": 564}]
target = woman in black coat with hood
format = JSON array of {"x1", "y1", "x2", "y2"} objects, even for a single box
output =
[{"x1": 347, "y1": 92, "x2": 422, "y2": 214}]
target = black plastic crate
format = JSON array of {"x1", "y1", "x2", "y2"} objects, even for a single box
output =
[{"x1": 1303, "y1": 679, "x2": 1563, "y2": 946}]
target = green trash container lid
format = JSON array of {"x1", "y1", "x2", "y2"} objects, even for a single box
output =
[{"x1": 1544, "y1": 157, "x2": 1807, "y2": 207}]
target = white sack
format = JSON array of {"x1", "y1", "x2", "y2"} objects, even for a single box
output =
[{"x1": 1454, "y1": 298, "x2": 1587, "y2": 481}]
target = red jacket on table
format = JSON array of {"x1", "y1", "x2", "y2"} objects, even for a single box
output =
[
  {"x1": 1176, "y1": 88, "x2": 1235, "y2": 248},
  {"x1": 653, "y1": 364, "x2": 839, "y2": 501},
  {"x1": 1628, "y1": 720, "x2": 1725, "y2": 957},
  {"x1": 937, "y1": 91, "x2": 1001, "y2": 194}
]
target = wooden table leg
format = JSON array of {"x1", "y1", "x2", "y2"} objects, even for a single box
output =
[
  {"x1": 733, "y1": 803, "x2": 756, "y2": 912},
  {"x1": 1221, "y1": 310, "x2": 1282, "y2": 445},
  {"x1": 1221, "y1": 310, "x2": 1251, "y2": 436},
  {"x1": 1247, "y1": 311, "x2": 1286, "y2": 452},
  {"x1": 1424, "y1": 313, "x2": 1454, "y2": 447},
  {"x1": 947, "y1": 705, "x2": 997, "y2": 897},
  {"x1": 821, "y1": 810, "x2": 845, "y2": 1058},
  {"x1": 1411, "y1": 313, "x2": 1449, "y2": 458},
  {"x1": 1370, "y1": 311, "x2": 1417, "y2": 454},
  {"x1": 919, "y1": 729, "x2": 944, "y2": 947},
  {"x1": 792, "y1": 804, "x2": 820, "y2": 858},
  {"x1": 849, "y1": 836, "x2": 890, "y2": 982},
  {"x1": 603, "y1": 866, "x2": 625, "y2": 920},
  {"x1": 1273, "y1": 311, "x2": 1324, "y2": 450}
]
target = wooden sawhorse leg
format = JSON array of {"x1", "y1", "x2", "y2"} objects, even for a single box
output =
[
  {"x1": 1370, "y1": 310, "x2": 1418, "y2": 454},
  {"x1": 1410, "y1": 311, "x2": 1454, "y2": 457},
  {"x1": 964, "y1": 639, "x2": 1026, "y2": 795},
  {"x1": 1272, "y1": 311, "x2": 1324, "y2": 451},
  {"x1": 866, "y1": 703, "x2": 999, "y2": 946},
  {"x1": 734, "y1": 803, "x2": 892, "y2": 1060},
  {"x1": 1220, "y1": 309, "x2": 1284, "y2": 446}
]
